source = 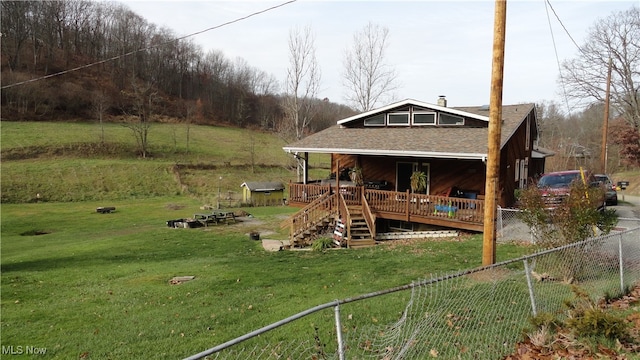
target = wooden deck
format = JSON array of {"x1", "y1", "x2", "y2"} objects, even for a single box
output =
[{"x1": 288, "y1": 183, "x2": 484, "y2": 233}]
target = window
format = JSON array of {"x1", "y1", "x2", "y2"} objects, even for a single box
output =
[
  {"x1": 412, "y1": 112, "x2": 436, "y2": 125},
  {"x1": 520, "y1": 157, "x2": 528, "y2": 188},
  {"x1": 525, "y1": 117, "x2": 531, "y2": 151},
  {"x1": 388, "y1": 112, "x2": 410, "y2": 125},
  {"x1": 364, "y1": 113, "x2": 385, "y2": 126},
  {"x1": 438, "y1": 113, "x2": 464, "y2": 125}
]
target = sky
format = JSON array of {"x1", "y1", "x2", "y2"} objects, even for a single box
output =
[{"x1": 120, "y1": 0, "x2": 637, "y2": 110}]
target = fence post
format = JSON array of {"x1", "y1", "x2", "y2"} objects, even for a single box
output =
[
  {"x1": 523, "y1": 258, "x2": 537, "y2": 317},
  {"x1": 618, "y1": 233, "x2": 624, "y2": 294},
  {"x1": 334, "y1": 304, "x2": 345, "y2": 360},
  {"x1": 496, "y1": 206, "x2": 503, "y2": 239}
]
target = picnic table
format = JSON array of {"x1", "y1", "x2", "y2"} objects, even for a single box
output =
[{"x1": 193, "y1": 211, "x2": 236, "y2": 226}]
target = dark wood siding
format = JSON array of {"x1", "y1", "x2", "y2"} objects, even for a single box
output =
[
  {"x1": 500, "y1": 111, "x2": 535, "y2": 207},
  {"x1": 331, "y1": 154, "x2": 486, "y2": 197}
]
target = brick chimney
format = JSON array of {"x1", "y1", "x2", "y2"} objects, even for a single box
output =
[{"x1": 437, "y1": 95, "x2": 447, "y2": 107}]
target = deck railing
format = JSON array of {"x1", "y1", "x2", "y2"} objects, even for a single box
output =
[
  {"x1": 361, "y1": 191, "x2": 376, "y2": 238},
  {"x1": 286, "y1": 191, "x2": 338, "y2": 242},
  {"x1": 337, "y1": 193, "x2": 351, "y2": 247},
  {"x1": 289, "y1": 183, "x2": 484, "y2": 229}
]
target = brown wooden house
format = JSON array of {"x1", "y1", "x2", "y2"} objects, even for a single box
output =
[{"x1": 281, "y1": 97, "x2": 545, "y2": 248}]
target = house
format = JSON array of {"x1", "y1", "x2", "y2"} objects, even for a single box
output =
[
  {"x1": 281, "y1": 97, "x2": 546, "y2": 247},
  {"x1": 240, "y1": 181, "x2": 285, "y2": 206}
]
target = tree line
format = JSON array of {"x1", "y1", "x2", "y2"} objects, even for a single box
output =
[
  {"x1": 2, "y1": 1, "x2": 638, "y2": 167},
  {"x1": 0, "y1": 0, "x2": 356, "y2": 140}
]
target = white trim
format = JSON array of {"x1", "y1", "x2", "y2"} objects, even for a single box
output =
[
  {"x1": 532, "y1": 149, "x2": 554, "y2": 158},
  {"x1": 283, "y1": 146, "x2": 487, "y2": 160}
]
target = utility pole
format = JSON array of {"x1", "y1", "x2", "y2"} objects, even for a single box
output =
[
  {"x1": 483, "y1": 0, "x2": 507, "y2": 266},
  {"x1": 601, "y1": 57, "x2": 612, "y2": 174}
]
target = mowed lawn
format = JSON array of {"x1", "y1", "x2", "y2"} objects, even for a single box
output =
[
  {"x1": 1, "y1": 198, "x2": 526, "y2": 359},
  {"x1": 1, "y1": 121, "x2": 527, "y2": 358}
]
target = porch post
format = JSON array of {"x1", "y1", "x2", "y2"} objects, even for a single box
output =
[{"x1": 303, "y1": 152, "x2": 309, "y2": 184}]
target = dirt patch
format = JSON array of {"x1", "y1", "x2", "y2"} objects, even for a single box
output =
[
  {"x1": 165, "y1": 203, "x2": 186, "y2": 210},
  {"x1": 261, "y1": 239, "x2": 289, "y2": 251},
  {"x1": 169, "y1": 276, "x2": 195, "y2": 285}
]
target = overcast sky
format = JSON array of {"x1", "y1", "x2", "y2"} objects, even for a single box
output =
[{"x1": 121, "y1": 0, "x2": 637, "y2": 110}]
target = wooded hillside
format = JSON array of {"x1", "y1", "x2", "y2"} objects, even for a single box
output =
[{"x1": 0, "y1": 0, "x2": 354, "y2": 134}]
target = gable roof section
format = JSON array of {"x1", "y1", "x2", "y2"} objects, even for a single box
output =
[
  {"x1": 283, "y1": 99, "x2": 535, "y2": 161},
  {"x1": 337, "y1": 98, "x2": 489, "y2": 125},
  {"x1": 240, "y1": 182, "x2": 285, "y2": 191}
]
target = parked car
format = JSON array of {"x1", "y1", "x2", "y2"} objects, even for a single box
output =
[
  {"x1": 594, "y1": 174, "x2": 618, "y2": 205},
  {"x1": 536, "y1": 170, "x2": 605, "y2": 210}
]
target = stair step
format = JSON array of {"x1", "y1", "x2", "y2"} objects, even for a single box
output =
[{"x1": 349, "y1": 239, "x2": 376, "y2": 248}]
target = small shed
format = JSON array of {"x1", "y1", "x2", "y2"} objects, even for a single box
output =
[{"x1": 240, "y1": 181, "x2": 285, "y2": 206}]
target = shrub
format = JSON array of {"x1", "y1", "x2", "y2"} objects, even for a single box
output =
[
  {"x1": 311, "y1": 237, "x2": 334, "y2": 252},
  {"x1": 517, "y1": 181, "x2": 618, "y2": 248},
  {"x1": 564, "y1": 286, "x2": 631, "y2": 342}
]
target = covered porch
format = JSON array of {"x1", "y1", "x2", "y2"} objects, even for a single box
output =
[{"x1": 288, "y1": 182, "x2": 485, "y2": 233}]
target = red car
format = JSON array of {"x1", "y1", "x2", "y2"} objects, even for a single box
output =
[{"x1": 536, "y1": 170, "x2": 605, "y2": 210}]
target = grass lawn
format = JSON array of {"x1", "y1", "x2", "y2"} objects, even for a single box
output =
[
  {"x1": 3, "y1": 121, "x2": 635, "y2": 358},
  {"x1": 1, "y1": 198, "x2": 527, "y2": 359}
]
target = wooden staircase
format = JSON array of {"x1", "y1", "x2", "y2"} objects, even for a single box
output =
[
  {"x1": 292, "y1": 212, "x2": 334, "y2": 246},
  {"x1": 285, "y1": 192, "x2": 376, "y2": 249},
  {"x1": 345, "y1": 205, "x2": 376, "y2": 248}
]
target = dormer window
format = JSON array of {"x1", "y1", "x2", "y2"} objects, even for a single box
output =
[
  {"x1": 362, "y1": 108, "x2": 466, "y2": 127},
  {"x1": 363, "y1": 113, "x2": 385, "y2": 126},
  {"x1": 413, "y1": 112, "x2": 436, "y2": 125},
  {"x1": 438, "y1": 113, "x2": 464, "y2": 125},
  {"x1": 388, "y1": 112, "x2": 410, "y2": 125}
]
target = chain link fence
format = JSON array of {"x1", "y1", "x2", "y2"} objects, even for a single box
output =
[{"x1": 184, "y1": 226, "x2": 640, "y2": 360}]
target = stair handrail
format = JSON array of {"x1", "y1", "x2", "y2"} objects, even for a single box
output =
[
  {"x1": 286, "y1": 192, "x2": 338, "y2": 240},
  {"x1": 361, "y1": 189, "x2": 376, "y2": 240},
  {"x1": 337, "y1": 193, "x2": 352, "y2": 248},
  {"x1": 280, "y1": 191, "x2": 329, "y2": 229}
]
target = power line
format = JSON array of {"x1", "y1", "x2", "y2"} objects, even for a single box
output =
[
  {"x1": 1, "y1": 0, "x2": 298, "y2": 90},
  {"x1": 545, "y1": 0, "x2": 583, "y2": 53},
  {"x1": 544, "y1": 0, "x2": 571, "y2": 113}
]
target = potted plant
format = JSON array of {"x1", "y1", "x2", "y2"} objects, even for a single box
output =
[{"x1": 410, "y1": 171, "x2": 427, "y2": 193}]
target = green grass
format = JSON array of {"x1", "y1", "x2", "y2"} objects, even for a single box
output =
[
  {"x1": 1, "y1": 199, "x2": 526, "y2": 359},
  {"x1": 3, "y1": 120, "x2": 635, "y2": 358},
  {"x1": 0, "y1": 121, "x2": 330, "y2": 204}
]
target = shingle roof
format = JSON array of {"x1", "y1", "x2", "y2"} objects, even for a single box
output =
[
  {"x1": 283, "y1": 100, "x2": 535, "y2": 160},
  {"x1": 240, "y1": 182, "x2": 285, "y2": 191}
]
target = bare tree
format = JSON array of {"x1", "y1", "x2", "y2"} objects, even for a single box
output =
[
  {"x1": 560, "y1": 6, "x2": 640, "y2": 130},
  {"x1": 282, "y1": 25, "x2": 321, "y2": 141},
  {"x1": 342, "y1": 22, "x2": 399, "y2": 112},
  {"x1": 121, "y1": 78, "x2": 157, "y2": 158},
  {"x1": 92, "y1": 89, "x2": 110, "y2": 144},
  {"x1": 1, "y1": 1, "x2": 33, "y2": 71}
]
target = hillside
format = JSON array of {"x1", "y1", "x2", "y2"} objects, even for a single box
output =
[{"x1": 0, "y1": 121, "x2": 330, "y2": 204}]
